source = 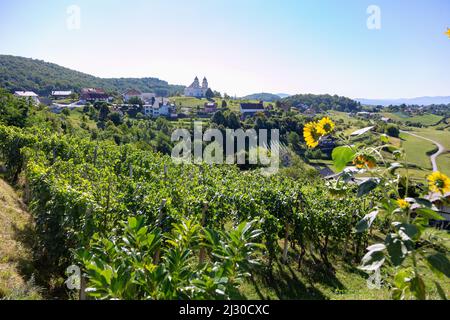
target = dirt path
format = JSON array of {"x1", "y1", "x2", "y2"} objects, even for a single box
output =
[{"x1": 400, "y1": 130, "x2": 446, "y2": 172}]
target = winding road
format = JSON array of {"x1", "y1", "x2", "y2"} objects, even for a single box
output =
[{"x1": 400, "y1": 130, "x2": 445, "y2": 172}]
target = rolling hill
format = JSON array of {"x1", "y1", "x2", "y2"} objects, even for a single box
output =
[
  {"x1": 356, "y1": 96, "x2": 450, "y2": 106},
  {"x1": 281, "y1": 94, "x2": 361, "y2": 112},
  {"x1": 0, "y1": 55, "x2": 184, "y2": 97},
  {"x1": 242, "y1": 93, "x2": 281, "y2": 102}
]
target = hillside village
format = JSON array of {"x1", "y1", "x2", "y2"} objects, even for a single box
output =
[
  {"x1": 1, "y1": 59, "x2": 450, "y2": 303},
  {"x1": 12, "y1": 76, "x2": 276, "y2": 120}
]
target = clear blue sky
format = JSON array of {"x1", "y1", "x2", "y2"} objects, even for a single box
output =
[{"x1": 0, "y1": 0, "x2": 449, "y2": 98}]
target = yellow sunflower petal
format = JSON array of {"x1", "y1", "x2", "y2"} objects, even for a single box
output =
[
  {"x1": 317, "y1": 117, "x2": 335, "y2": 135},
  {"x1": 427, "y1": 171, "x2": 450, "y2": 194}
]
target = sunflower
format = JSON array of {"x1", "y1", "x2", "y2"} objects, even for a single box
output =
[
  {"x1": 396, "y1": 199, "x2": 410, "y2": 210},
  {"x1": 353, "y1": 155, "x2": 377, "y2": 169},
  {"x1": 303, "y1": 122, "x2": 321, "y2": 148},
  {"x1": 317, "y1": 117, "x2": 335, "y2": 135},
  {"x1": 427, "y1": 171, "x2": 450, "y2": 194},
  {"x1": 446, "y1": 28, "x2": 450, "y2": 39}
]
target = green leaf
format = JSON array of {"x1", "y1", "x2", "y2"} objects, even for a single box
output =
[
  {"x1": 393, "y1": 223, "x2": 420, "y2": 241},
  {"x1": 414, "y1": 198, "x2": 432, "y2": 208},
  {"x1": 356, "y1": 210, "x2": 378, "y2": 233},
  {"x1": 357, "y1": 179, "x2": 378, "y2": 197},
  {"x1": 410, "y1": 275, "x2": 426, "y2": 300},
  {"x1": 332, "y1": 146, "x2": 356, "y2": 172},
  {"x1": 367, "y1": 243, "x2": 386, "y2": 252},
  {"x1": 380, "y1": 134, "x2": 390, "y2": 143},
  {"x1": 426, "y1": 253, "x2": 450, "y2": 278},
  {"x1": 385, "y1": 234, "x2": 408, "y2": 266},
  {"x1": 360, "y1": 244, "x2": 386, "y2": 271},
  {"x1": 415, "y1": 208, "x2": 444, "y2": 221},
  {"x1": 128, "y1": 217, "x2": 138, "y2": 229},
  {"x1": 394, "y1": 268, "x2": 412, "y2": 290}
]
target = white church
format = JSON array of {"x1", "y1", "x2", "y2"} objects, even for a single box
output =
[{"x1": 184, "y1": 76, "x2": 209, "y2": 98}]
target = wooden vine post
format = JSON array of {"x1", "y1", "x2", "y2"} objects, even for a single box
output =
[
  {"x1": 93, "y1": 146, "x2": 98, "y2": 167},
  {"x1": 282, "y1": 220, "x2": 290, "y2": 264},
  {"x1": 153, "y1": 198, "x2": 167, "y2": 265},
  {"x1": 79, "y1": 274, "x2": 86, "y2": 300},
  {"x1": 52, "y1": 147, "x2": 57, "y2": 164},
  {"x1": 297, "y1": 196, "x2": 306, "y2": 268},
  {"x1": 24, "y1": 175, "x2": 31, "y2": 204},
  {"x1": 199, "y1": 201, "x2": 209, "y2": 264}
]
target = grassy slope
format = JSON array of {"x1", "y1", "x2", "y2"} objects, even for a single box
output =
[
  {"x1": 65, "y1": 108, "x2": 97, "y2": 130},
  {"x1": 0, "y1": 179, "x2": 41, "y2": 299},
  {"x1": 240, "y1": 231, "x2": 450, "y2": 300},
  {"x1": 410, "y1": 127, "x2": 450, "y2": 176},
  {"x1": 399, "y1": 132, "x2": 435, "y2": 170},
  {"x1": 170, "y1": 96, "x2": 271, "y2": 113},
  {"x1": 436, "y1": 153, "x2": 450, "y2": 176}
]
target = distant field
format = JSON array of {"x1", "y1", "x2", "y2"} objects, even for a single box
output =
[
  {"x1": 437, "y1": 152, "x2": 450, "y2": 176},
  {"x1": 411, "y1": 127, "x2": 450, "y2": 150},
  {"x1": 171, "y1": 97, "x2": 213, "y2": 108},
  {"x1": 382, "y1": 112, "x2": 443, "y2": 126},
  {"x1": 52, "y1": 98, "x2": 77, "y2": 104},
  {"x1": 409, "y1": 127, "x2": 450, "y2": 175},
  {"x1": 399, "y1": 132, "x2": 435, "y2": 170}
]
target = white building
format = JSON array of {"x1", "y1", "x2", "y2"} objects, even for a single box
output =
[
  {"x1": 144, "y1": 98, "x2": 173, "y2": 118},
  {"x1": 184, "y1": 76, "x2": 209, "y2": 98},
  {"x1": 14, "y1": 91, "x2": 40, "y2": 105},
  {"x1": 51, "y1": 91, "x2": 73, "y2": 99}
]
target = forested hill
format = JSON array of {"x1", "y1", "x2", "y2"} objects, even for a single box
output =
[
  {"x1": 0, "y1": 55, "x2": 184, "y2": 96},
  {"x1": 281, "y1": 94, "x2": 361, "y2": 112}
]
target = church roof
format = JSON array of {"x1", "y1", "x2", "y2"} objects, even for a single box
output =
[{"x1": 187, "y1": 76, "x2": 201, "y2": 89}]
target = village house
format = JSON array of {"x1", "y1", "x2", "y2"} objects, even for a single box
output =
[
  {"x1": 14, "y1": 91, "x2": 40, "y2": 105},
  {"x1": 122, "y1": 89, "x2": 142, "y2": 102},
  {"x1": 184, "y1": 77, "x2": 209, "y2": 98},
  {"x1": 144, "y1": 98, "x2": 175, "y2": 118},
  {"x1": 304, "y1": 107, "x2": 317, "y2": 116},
  {"x1": 140, "y1": 93, "x2": 156, "y2": 104},
  {"x1": 239, "y1": 102, "x2": 265, "y2": 118},
  {"x1": 80, "y1": 88, "x2": 109, "y2": 103},
  {"x1": 356, "y1": 111, "x2": 376, "y2": 119},
  {"x1": 204, "y1": 102, "x2": 217, "y2": 113},
  {"x1": 51, "y1": 90, "x2": 73, "y2": 100},
  {"x1": 122, "y1": 89, "x2": 156, "y2": 104}
]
